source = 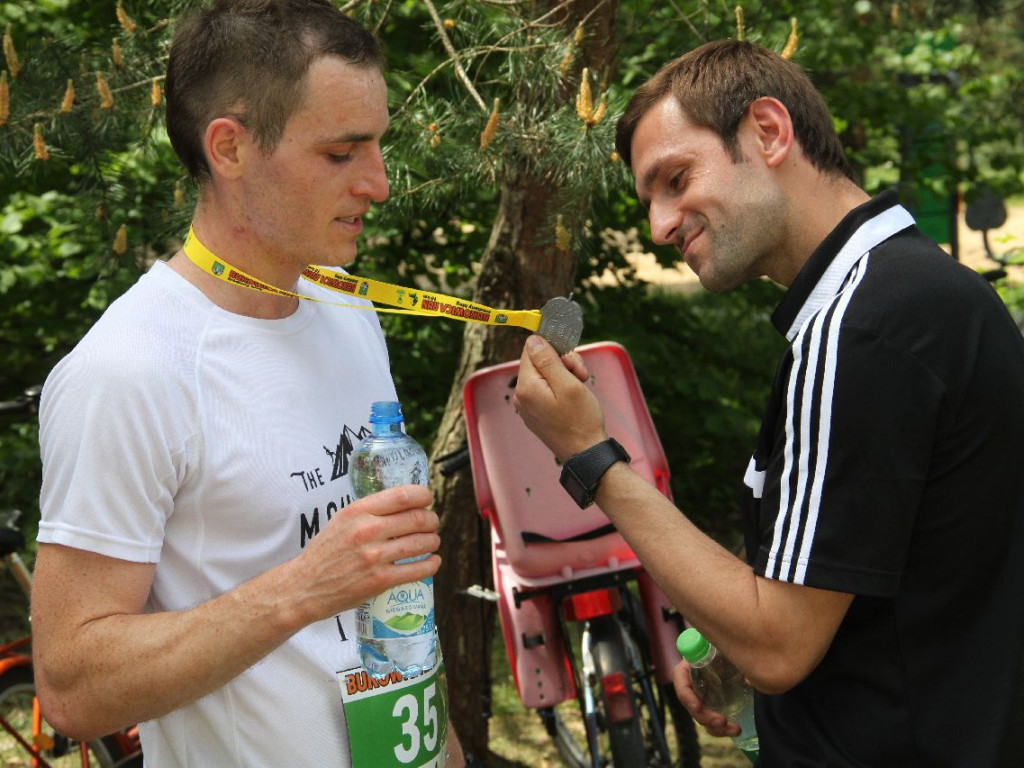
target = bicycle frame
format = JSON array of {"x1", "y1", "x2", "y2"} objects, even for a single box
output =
[{"x1": 0, "y1": 629, "x2": 84, "y2": 768}]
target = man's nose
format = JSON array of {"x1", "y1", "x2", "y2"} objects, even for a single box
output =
[
  {"x1": 356, "y1": 147, "x2": 390, "y2": 202},
  {"x1": 648, "y1": 200, "x2": 681, "y2": 246}
]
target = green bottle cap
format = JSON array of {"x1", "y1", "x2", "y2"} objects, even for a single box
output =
[{"x1": 676, "y1": 627, "x2": 711, "y2": 663}]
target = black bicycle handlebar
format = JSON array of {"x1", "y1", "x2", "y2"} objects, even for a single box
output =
[{"x1": 436, "y1": 441, "x2": 470, "y2": 477}]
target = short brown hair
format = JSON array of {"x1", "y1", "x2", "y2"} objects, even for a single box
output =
[
  {"x1": 615, "y1": 40, "x2": 853, "y2": 181},
  {"x1": 165, "y1": 0, "x2": 386, "y2": 182}
]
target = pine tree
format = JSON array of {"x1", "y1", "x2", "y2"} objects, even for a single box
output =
[
  {"x1": 344, "y1": 1, "x2": 630, "y2": 753},
  {"x1": 1, "y1": 1, "x2": 635, "y2": 755},
  {"x1": 0, "y1": 2, "x2": 196, "y2": 390}
]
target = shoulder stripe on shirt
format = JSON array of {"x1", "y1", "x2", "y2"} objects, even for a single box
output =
[{"x1": 765, "y1": 255, "x2": 870, "y2": 583}]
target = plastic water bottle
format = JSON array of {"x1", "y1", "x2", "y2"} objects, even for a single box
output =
[
  {"x1": 352, "y1": 400, "x2": 438, "y2": 679},
  {"x1": 677, "y1": 627, "x2": 759, "y2": 763}
]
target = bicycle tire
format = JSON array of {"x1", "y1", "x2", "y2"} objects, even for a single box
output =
[
  {"x1": 561, "y1": 687, "x2": 701, "y2": 768},
  {"x1": 617, "y1": 584, "x2": 702, "y2": 767},
  {"x1": 541, "y1": 706, "x2": 588, "y2": 768},
  {"x1": 0, "y1": 665, "x2": 118, "y2": 768},
  {"x1": 590, "y1": 616, "x2": 647, "y2": 765},
  {"x1": 541, "y1": 601, "x2": 703, "y2": 767},
  {"x1": 591, "y1": 622, "x2": 703, "y2": 767},
  {"x1": 663, "y1": 683, "x2": 702, "y2": 768}
]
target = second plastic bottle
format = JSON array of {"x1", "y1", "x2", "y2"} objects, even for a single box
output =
[
  {"x1": 677, "y1": 627, "x2": 759, "y2": 763},
  {"x1": 352, "y1": 400, "x2": 438, "y2": 679}
]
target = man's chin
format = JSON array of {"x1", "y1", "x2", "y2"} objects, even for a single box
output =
[
  {"x1": 694, "y1": 265, "x2": 731, "y2": 294},
  {"x1": 699, "y1": 270, "x2": 755, "y2": 294},
  {"x1": 313, "y1": 248, "x2": 358, "y2": 270}
]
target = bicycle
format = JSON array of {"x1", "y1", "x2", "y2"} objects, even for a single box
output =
[
  {"x1": 0, "y1": 386, "x2": 143, "y2": 768},
  {"x1": 457, "y1": 342, "x2": 701, "y2": 767}
]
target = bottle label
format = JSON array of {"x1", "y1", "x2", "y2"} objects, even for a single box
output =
[
  {"x1": 351, "y1": 444, "x2": 429, "y2": 498},
  {"x1": 357, "y1": 577, "x2": 435, "y2": 639}
]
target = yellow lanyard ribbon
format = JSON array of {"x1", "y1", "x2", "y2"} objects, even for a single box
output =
[{"x1": 182, "y1": 225, "x2": 543, "y2": 332}]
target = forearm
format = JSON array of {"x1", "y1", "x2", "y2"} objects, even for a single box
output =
[
  {"x1": 511, "y1": 336, "x2": 849, "y2": 691},
  {"x1": 593, "y1": 464, "x2": 759, "y2": 643},
  {"x1": 33, "y1": 554, "x2": 311, "y2": 740},
  {"x1": 593, "y1": 462, "x2": 846, "y2": 692},
  {"x1": 32, "y1": 486, "x2": 440, "y2": 740}
]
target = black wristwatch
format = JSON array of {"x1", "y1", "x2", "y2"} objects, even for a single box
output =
[{"x1": 559, "y1": 437, "x2": 631, "y2": 509}]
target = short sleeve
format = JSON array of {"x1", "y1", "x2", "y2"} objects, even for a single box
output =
[
  {"x1": 38, "y1": 336, "x2": 196, "y2": 563},
  {"x1": 754, "y1": 324, "x2": 944, "y2": 596}
]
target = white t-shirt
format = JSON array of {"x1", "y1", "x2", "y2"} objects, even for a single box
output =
[{"x1": 39, "y1": 260, "x2": 398, "y2": 767}]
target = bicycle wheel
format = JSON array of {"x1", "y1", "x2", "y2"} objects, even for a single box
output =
[
  {"x1": 0, "y1": 666, "x2": 117, "y2": 768},
  {"x1": 662, "y1": 682, "x2": 702, "y2": 768},
  {"x1": 617, "y1": 585, "x2": 701, "y2": 767},
  {"x1": 539, "y1": 706, "x2": 588, "y2": 768},
  {"x1": 591, "y1": 620, "x2": 703, "y2": 768},
  {"x1": 589, "y1": 616, "x2": 647, "y2": 765},
  {"x1": 543, "y1": 613, "x2": 702, "y2": 767},
  {"x1": 547, "y1": 688, "x2": 703, "y2": 768}
]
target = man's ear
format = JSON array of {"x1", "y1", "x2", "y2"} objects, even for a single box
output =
[
  {"x1": 204, "y1": 117, "x2": 251, "y2": 180},
  {"x1": 746, "y1": 97, "x2": 793, "y2": 169}
]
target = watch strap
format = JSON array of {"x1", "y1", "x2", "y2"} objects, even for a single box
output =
[{"x1": 559, "y1": 437, "x2": 631, "y2": 509}]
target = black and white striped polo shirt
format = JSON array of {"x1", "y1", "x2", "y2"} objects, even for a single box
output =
[{"x1": 743, "y1": 190, "x2": 1024, "y2": 767}]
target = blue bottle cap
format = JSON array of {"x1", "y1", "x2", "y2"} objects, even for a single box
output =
[{"x1": 369, "y1": 400, "x2": 404, "y2": 424}]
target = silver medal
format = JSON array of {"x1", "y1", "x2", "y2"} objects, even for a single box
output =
[{"x1": 537, "y1": 296, "x2": 584, "y2": 355}]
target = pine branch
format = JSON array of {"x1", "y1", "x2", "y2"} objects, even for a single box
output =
[{"x1": 420, "y1": 0, "x2": 488, "y2": 112}]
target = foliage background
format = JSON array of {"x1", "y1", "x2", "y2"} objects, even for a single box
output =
[
  {"x1": 3, "y1": 0, "x2": 1024, "y2": 758},
  {"x1": 3, "y1": 0, "x2": 1024, "y2": 545}
]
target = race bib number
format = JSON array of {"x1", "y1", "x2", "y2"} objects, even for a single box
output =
[{"x1": 338, "y1": 664, "x2": 449, "y2": 767}]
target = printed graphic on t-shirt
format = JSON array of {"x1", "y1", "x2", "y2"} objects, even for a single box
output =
[
  {"x1": 293, "y1": 423, "x2": 371, "y2": 549},
  {"x1": 326, "y1": 424, "x2": 373, "y2": 482}
]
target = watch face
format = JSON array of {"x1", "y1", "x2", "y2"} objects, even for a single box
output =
[{"x1": 560, "y1": 464, "x2": 592, "y2": 508}]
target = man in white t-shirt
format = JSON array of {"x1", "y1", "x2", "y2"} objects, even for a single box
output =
[{"x1": 31, "y1": 2, "x2": 465, "y2": 766}]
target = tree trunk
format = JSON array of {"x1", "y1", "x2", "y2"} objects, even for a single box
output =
[
  {"x1": 430, "y1": 180, "x2": 566, "y2": 758},
  {"x1": 431, "y1": 1, "x2": 621, "y2": 758}
]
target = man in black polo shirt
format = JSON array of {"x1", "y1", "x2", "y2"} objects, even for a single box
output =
[{"x1": 511, "y1": 39, "x2": 1024, "y2": 767}]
